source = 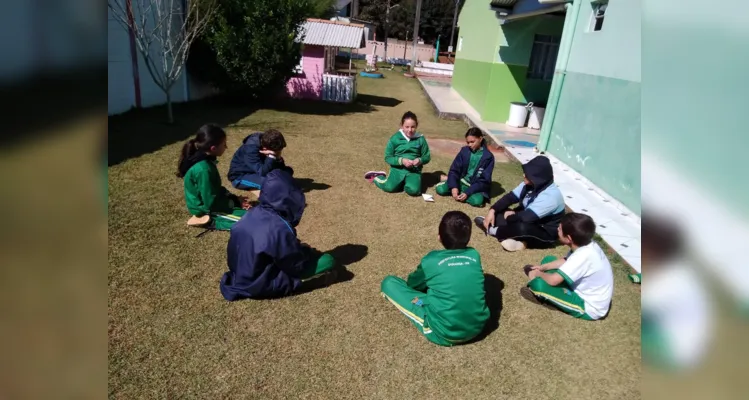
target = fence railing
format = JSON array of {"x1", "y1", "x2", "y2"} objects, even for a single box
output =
[{"x1": 322, "y1": 74, "x2": 356, "y2": 103}]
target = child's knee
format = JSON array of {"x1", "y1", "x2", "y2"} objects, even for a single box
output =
[
  {"x1": 380, "y1": 275, "x2": 400, "y2": 293},
  {"x1": 404, "y1": 184, "x2": 422, "y2": 196},
  {"x1": 528, "y1": 277, "x2": 548, "y2": 292}
]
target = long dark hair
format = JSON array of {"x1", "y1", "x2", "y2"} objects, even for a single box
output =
[
  {"x1": 176, "y1": 124, "x2": 226, "y2": 177},
  {"x1": 465, "y1": 127, "x2": 484, "y2": 139},
  {"x1": 400, "y1": 111, "x2": 418, "y2": 126}
]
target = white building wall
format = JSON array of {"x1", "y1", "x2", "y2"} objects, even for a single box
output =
[{"x1": 108, "y1": 2, "x2": 190, "y2": 115}]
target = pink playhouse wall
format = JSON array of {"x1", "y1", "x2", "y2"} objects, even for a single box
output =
[{"x1": 287, "y1": 45, "x2": 324, "y2": 100}]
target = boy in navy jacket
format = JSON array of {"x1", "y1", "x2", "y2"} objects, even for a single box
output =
[
  {"x1": 227, "y1": 129, "x2": 294, "y2": 191},
  {"x1": 220, "y1": 170, "x2": 336, "y2": 300}
]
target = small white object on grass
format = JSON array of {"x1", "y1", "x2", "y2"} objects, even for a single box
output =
[{"x1": 422, "y1": 194, "x2": 434, "y2": 202}]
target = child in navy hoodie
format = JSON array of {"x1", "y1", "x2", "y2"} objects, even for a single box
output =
[{"x1": 220, "y1": 169, "x2": 337, "y2": 300}]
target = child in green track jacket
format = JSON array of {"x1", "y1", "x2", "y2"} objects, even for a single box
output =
[
  {"x1": 381, "y1": 211, "x2": 490, "y2": 346},
  {"x1": 176, "y1": 124, "x2": 251, "y2": 231},
  {"x1": 365, "y1": 111, "x2": 431, "y2": 196}
]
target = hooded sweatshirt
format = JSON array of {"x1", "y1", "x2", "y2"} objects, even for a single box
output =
[
  {"x1": 490, "y1": 156, "x2": 565, "y2": 235},
  {"x1": 220, "y1": 169, "x2": 311, "y2": 300},
  {"x1": 180, "y1": 152, "x2": 236, "y2": 216},
  {"x1": 227, "y1": 132, "x2": 293, "y2": 182}
]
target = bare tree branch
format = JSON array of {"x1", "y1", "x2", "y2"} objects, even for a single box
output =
[{"x1": 108, "y1": 0, "x2": 218, "y2": 122}]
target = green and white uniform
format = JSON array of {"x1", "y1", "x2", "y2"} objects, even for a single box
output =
[
  {"x1": 184, "y1": 159, "x2": 246, "y2": 231},
  {"x1": 381, "y1": 247, "x2": 489, "y2": 346},
  {"x1": 375, "y1": 130, "x2": 431, "y2": 196},
  {"x1": 435, "y1": 147, "x2": 486, "y2": 207},
  {"x1": 528, "y1": 242, "x2": 614, "y2": 320}
]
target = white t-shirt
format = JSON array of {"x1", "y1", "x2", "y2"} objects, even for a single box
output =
[{"x1": 559, "y1": 242, "x2": 614, "y2": 319}]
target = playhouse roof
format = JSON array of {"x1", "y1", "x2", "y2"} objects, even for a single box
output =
[{"x1": 298, "y1": 19, "x2": 366, "y2": 49}]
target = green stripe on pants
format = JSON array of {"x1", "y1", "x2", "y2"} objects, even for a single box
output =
[
  {"x1": 528, "y1": 256, "x2": 594, "y2": 320},
  {"x1": 211, "y1": 208, "x2": 247, "y2": 231},
  {"x1": 374, "y1": 168, "x2": 422, "y2": 196},
  {"x1": 434, "y1": 182, "x2": 486, "y2": 207},
  {"x1": 380, "y1": 276, "x2": 452, "y2": 346}
]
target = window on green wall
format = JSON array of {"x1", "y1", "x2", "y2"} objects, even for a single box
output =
[{"x1": 526, "y1": 35, "x2": 560, "y2": 81}]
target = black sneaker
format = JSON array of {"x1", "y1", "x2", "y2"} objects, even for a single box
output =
[
  {"x1": 474, "y1": 216, "x2": 487, "y2": 235},
  {"x1": 520, "y1": 287, "x2": 558, "y2": 311}
]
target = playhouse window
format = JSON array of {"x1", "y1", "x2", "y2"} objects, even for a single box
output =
[
  {"x1": 457, "y1": 36, "x2": 463, "y2": 52},
  {"x1": 589, "y1": 2, "x2": 607, "y2": 32},
  {"x1": 294, "y1": 45, "x2": 304, "y2": 74},
  {"x1": 526, "y1": 34, "x2": 560, "y2": 81}
]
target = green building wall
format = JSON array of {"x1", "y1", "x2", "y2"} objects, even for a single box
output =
[
  {"x1": 453, "y1": 0, "x2": 564, "y2": 123},
  {"x1": 545, "y1": 0, "x2": 641, "y2": 216}
]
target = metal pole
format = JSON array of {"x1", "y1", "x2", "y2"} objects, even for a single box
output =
[
  {"x1": 449, "y1": 0, "x2": 459, "y2": 61},
  {"x1": 410, "y1": 0, "x2": 423, "y2": 74}
]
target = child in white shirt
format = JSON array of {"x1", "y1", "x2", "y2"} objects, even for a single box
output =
[{"x1": 521, "y1": 212, "x2": 614, "y2": 320}]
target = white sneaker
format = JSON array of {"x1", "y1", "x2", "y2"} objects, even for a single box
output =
[{"x1": 501, "y1": 239, "x2": 526, "y2": 252}]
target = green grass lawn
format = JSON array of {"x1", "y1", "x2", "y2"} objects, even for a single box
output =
[{"x1": 108, "y1": 70, "x2": 640, "y2": 399}]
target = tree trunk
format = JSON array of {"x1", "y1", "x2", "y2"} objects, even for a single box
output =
[{"x1": 166, "y1": 90, "x2": 174, "y2": 124}]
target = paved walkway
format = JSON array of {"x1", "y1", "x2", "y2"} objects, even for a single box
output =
[{"x1": 419, "y1": 77, "x2": 642, "y2": 273}]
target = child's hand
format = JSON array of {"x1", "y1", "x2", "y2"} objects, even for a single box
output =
[
  {"x1": 504, "y1": 210, "x2": 516, "y2": 219},
  {"x1": 457, "y1": 193, "x2": 467, "y2": 202},
  {"x1": 402, "y1": 159, "x2": 413, "y2": 167},
  {"x1": 451, "y1": 188, "x2": 460, "y2": 200},
  {"x1": 240, "y1": 196, "x2": 252, "y2": 210},
  {"x1": 412, "y1": 158, "x2": 421, "y2": 167},
  {"x1": 484, "y1": 211, "x2": 495, "y2": 229},
  {"x1": 259, "y1": 149, "x2": 276, "y2": 156},
  {"x1": 528, "y1": 269, "x2": 543, "y2": 279}
]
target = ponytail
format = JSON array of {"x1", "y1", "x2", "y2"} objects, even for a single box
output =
[
  {"x1": 176, "y1": 139, "x2": 198, "y2": 177},
  {"x1": 176, "y1": 124, "x2": 227, "y2": 177}
]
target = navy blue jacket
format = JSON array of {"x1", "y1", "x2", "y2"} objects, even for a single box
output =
[
  {"x1": 220, "y1": 169, "x2": 310, "y2": 300},
  {"x1": 447, "y1": 144, "x2": 495, "y2": 198},
  {"x1": 227, "y1": 132, "x2": 293, "y2": 181}
]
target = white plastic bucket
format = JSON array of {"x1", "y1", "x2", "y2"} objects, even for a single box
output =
[
  {"x1": 507, "y1": 102, "x2": 529, "y2": 128},
  {"x1": 528, "y1": 106, "x2": 545, "y2": 129}
]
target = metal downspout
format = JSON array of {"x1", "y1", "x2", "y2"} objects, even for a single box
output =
[{"x1": 537, "y1": 0, "x2": 582, "y2": 152}]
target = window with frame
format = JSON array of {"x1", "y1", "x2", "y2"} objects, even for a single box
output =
[
  {"x1": 294, "y1": 45, "x2": 304, "y2": 74},
  {"x1": 526, "y1": 34, "x2": 560, "y2": 81},
  {"x1": 457, "y1": 36, "x2": 463, "y2": 52},
  {"x1": 589, "y1": 2, "x2": 607, "y2": 32}
]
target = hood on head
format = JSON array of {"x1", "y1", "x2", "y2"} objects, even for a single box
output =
[
  {"x1": 258, "y1": 169, "x2": 306, "y2": 227},
  {"x1": 522, "y1": 156, "x2": 554, "y2": 189}
]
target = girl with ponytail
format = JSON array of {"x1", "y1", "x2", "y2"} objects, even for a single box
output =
[{"x1": 177, "y1": 124, "x2": 250, "y2": 231}]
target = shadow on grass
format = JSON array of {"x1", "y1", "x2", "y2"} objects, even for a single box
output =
[
  {"x1": 295, "y1": 178, "x2": 332, "y2": 193},
  {"x1": 295, "y1": 244, "x2": 368, "y2": 296},
  {"x1": 357, "y1": 94, "x2": 403, "y2": 108},
  {"x1": 422, "y1": 170, "x2": 446, "y2": 190},
  {"x1": 108, "y1": 94, "x2": 380, "y2": 167},
  {"x1": 490, "y1": 182, "x2": 506, "y2": 199},
  {"x1": 465, "y1": 273, "x2": 505, "y2": 344}
]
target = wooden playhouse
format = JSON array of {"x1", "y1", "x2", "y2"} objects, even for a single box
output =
[{"x1": 286, "y1": 19, "x2": 366, "y2": 103}]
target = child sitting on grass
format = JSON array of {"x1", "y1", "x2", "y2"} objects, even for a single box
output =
[
  {"x1": 365, "y1": 111, "x2": 431, "y2": 197},
  {"x1": 434, "y1": 127, "x2": 495, "y2": 207},
  {"x1": 220, "y1": 169, "x2": 337, "y2": 300},
  {"x1": 380, "y1": 211, "x2": 489, "y2": 346},
  {"x1": 521, "y1": 212, "x2": 613, "y2": 320},
  {"x1": 227, "y1": 129, "x2": 294, "y2": 192},
  {"x1": 176, "y1": 124, "x2": 250, "y2": 231}
]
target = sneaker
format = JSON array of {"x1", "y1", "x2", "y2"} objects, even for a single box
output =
[
  {"x1": 364, "y1": 171, "x2": 386, "y2": 182},
  {"x1": 474, "y1": 216, "x2": 489, "y2": 235},
  {"x1": 501, "y1": 238, "x2": 526, "y2": 252},
  {"x1": 187, "y1": 215, "x2": 210, "y2": 227},
  {"x1": 520, "y1": 287, "x2": 558, "y2": 311}
]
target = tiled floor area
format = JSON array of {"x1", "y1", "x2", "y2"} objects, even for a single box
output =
[{"x1": 419, "y1": 77, "x2": 642, "y2": 272}]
